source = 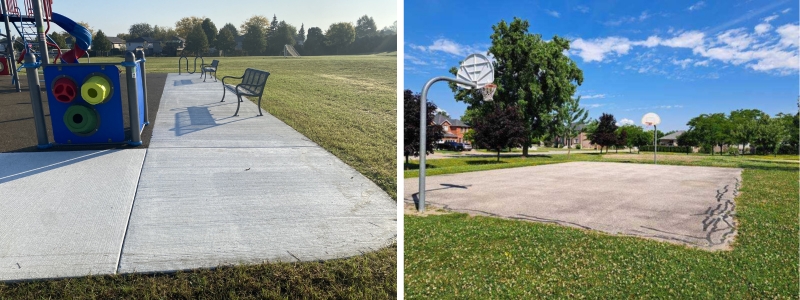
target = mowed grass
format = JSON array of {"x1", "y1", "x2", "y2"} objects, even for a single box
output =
[
  {"x1": 0, "y1": 245, "x2": 396, "y2": 299},
  {"x1": 405, "y1": 154, "x2": 798, "y2": 298},
  {"x1": 91, "y1": 55, "x2": 398, "y2": 198}
]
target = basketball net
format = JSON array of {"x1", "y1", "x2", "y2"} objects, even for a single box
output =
[{"x1": 481, "y1": 83, "x2": 496, "y2": 101}]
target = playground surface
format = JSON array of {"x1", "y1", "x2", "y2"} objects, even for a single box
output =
[
  {"x1": 404, "y1": 161, "x2": 742, "y2": 250},
  {"x1": 0, "y1": 73, "x2": 396, "y2": 281}
]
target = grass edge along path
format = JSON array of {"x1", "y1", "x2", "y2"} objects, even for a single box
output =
[
  {"x1": 0, "y1": 245, "x2": 396, "y2": 299},
  {"x1": 404, "y1": 155, "x2": 798, "y2": 298}
]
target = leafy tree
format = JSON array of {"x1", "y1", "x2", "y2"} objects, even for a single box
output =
[
  {"x1": 175, "y1": 16, "x2": 204, "y2": 38},
  {"x1": 618, "y1": 124, "x2": 648, "y2": 153},
  {"x1": 776, "y1": 112, "x2": 799, "y2": 151},
  {"x1": 92, "y1": 30, "x2": 111, "y2": 56},
  {"x1": 222, "y1": 23, "x2": 239, "y2": 38},
  {"x1": 128, "y1": 23, "x2": 153, "y2": 39},
  {"x1": 325, "y1": 22, "x2": 355, "y2": 54},
  {"x1": 49, "y1": 31, "x2": 66, "y2": 49},
  {"x1": 589, "y1": 113, "x2": 618, "y2": 153},
  {"x1": 297, "y1": 23, "x2": 305, "y2": 44},
  {"x1": 615, "y1": 129, "x2": 628, "y2": 153},
  {"x1": 240, "y1": 15, "x2": 270, "y2": 36},
  {"x1": 677, "y1": 129, "x2": 700, "y2": 151},
  {"x1": 184, "y1": 24, "x2": 208, "y2": 56},
  {"x1": 404, "y1": 90, "x2": 444, "y2": 164},
  {"x1": 687, "y1": 113, "x2": 730, "y2": 155},
  {"x1": 380, "y1": 21, "x2": 397, "y2": 35},
  {"x1": 268, "y1": 21, "x2": 296, "y2": 55},
  {"x1": 304, "y1": 27, "x2": 326, "y2": 55},
  {"x1": 269, "y1": 14, "x2": 279, "y2": 37},
  {"x1": 201, "y1": 18, "x2": 217, "y2": 49},
  {"x1": 449, "y1": 18, "x2": 583, "y2": 156},
  {"x1": 473, "y1": 104, "x2": 528, "y2": 161},
  {"x1": 216, "y1": 27, "x2": 236, "y2": 56},
  {"x1": 552, "y1": 96, "x2": 588, "y2": 157},
  {"x1": 242, "y1": 23, "x2": 266, "y2": 56},
  {"x1": 152, "y1": 25, "x2": 178, "y2": 42},
  {"x1": 729, "y1": 109, "x2": 766, "y2": 154},
  {"x1": 355, "y1": 15, "x2": 377, "y2": 38}
]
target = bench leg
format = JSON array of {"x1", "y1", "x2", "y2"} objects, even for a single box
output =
[
  {"x1": 220, "y1": 86, "x2": 226, "y2": 102},
  {"x1": 257, "y1": 96, "x2": 263, "y2": 116},
  {"x1": 213, "y1": 71, "x2": 217, "y2": 82},
  {"x1": 233, "y1": 95, "x2": 242, "y2": 116}
]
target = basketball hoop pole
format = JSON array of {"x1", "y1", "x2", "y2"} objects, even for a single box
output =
[
  {"x1": 418, "y1": 76, "x2": 477, "y2": 212},
  {"x1": 654, "y1": 125, "x2": 657, "y2": 165}
]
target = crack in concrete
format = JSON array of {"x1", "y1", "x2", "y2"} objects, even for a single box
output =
[{"x1": 701, "y1": 177, "x2": 739, "y2": 246}]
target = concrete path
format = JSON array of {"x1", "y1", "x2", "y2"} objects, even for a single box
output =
[
  {"x1": 0, "y1": 150, "x2": 146, "y2": 281},
  {"x1": 0, "y1": 74, "x2": 395, "y2": 281},
  {"x1": 405, "y1": 162, "x2": 741, "y2": 250},
  {"x1": 117, "y1": 74, "x2": 395, "y2": 274}
]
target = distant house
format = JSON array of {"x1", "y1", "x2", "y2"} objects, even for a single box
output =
[
  {"x1": 235, "y1": 35, "x2": 244, "y2": 51},
  {"x1": 659, "y1": 130, "x2": 685, "y2": 146},
  {"x1": 433, "y1": 114, "x2": 470, "y2": 144},
  {"x1": 126, "y1": 36, "x2": 156, "y2": 52},
  {"x1": 552, "y1": 123, "x2": 593, "y2": 149},
  {"x1": 106, "y1": 36, "x2": 125, "y2": 50}
]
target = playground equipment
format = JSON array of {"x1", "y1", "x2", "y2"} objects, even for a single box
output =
[
  {"x1": 0, "y1": 54, "x2": 9, "y2": 75},
  {"x1": 1, "y1": 0, "x2": 92, "y2": 92},
  {"x1": 283, "y1": 44, "x2": 300, "y2": 57},
  {"x1": 6, "y1": 0, "x2": 149, "y2": 149},
  {"x1": 416, "y1": 53, "x2": 495, "y2": 212},
  {"x1": 178, "y1": 55, "x2": 204, "y2": 75}
]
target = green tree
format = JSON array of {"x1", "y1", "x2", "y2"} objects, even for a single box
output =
[
  {"x1": 216, "y1": 27, "x2": 236, "y2": 56},
  {"x1": 589, "y1": 113, "x2": 617, "y2": 153},
  {"x1": 297, "y1": 23, "x2": 305, "y2": 44},
  {"x1": 449, "y1": 18, "x2": 583, "y2": 156},
  {"x1": 175, "y1": 16, "x2": 204, "y2": 38},
  {"x1": 201, "y1": 18, "x2": 217, "y2": 49},
  {"x1": 686, "y1": 113, "x2": 730, "y2": 155},
  {"x1": 553, "y1": 96, "x2": 589, "y2": 158},
  {"x1": 152, "y1": 25, "x2": 178, "y2": 42},
  {"x1": 268, "y1": 21, "x2": 296, "y2": 55},
  {"x1": 242, "y1": 23, "x2": 266, "y2": 56},
  {"x1": 240, "y1": 15, "x2": 269, "y2": 36},
  {"x1": 304, "y1": 27, "x2": 326, "y2": 55},
  {"x1": 404, "y1": 90, "x2": 444, "y2": 164},
  {"x1": 756, "y1": 117, "x2": 789, "y2": 156},
  {"x1": 615, "y1": 129, "x2": 628, "y2": 153},
  {"x1": 184, "y1": 24, "x2": 209, "y2": 56},
  {"x1": 678, "y1": 129, "x2": 701, "y2": 152},
  {"x1": 49, "y1": 31, "x2": 66, "y2": 49},
  {"x1": 355, "y1": 15, "x2": 377, "y2": 38},
  {"x1": 618, "y1": 124, "x2": 648, "y2": 153},
  {"x1": 222, "y1": 23, "x2": 239, "y2": 38},
  {"x1": 473, "y1": 104, "x2": 528, "y2": 161},
  {"x1": 128, "y1": 23, "x2": 152, "y2": 39},
  {"x1": 729, "y1": 109, "x2": 766, "y2": 154},
  {"x1": 92, "y1": 30, "x2": 111, "y2": 56},
  {"x1": 325, "y1": 22, "x2": 355, "y2": 54}
]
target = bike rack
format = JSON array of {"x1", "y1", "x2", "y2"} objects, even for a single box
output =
[{"x1": 178, "y1": 55, "x2": 203, "y2": 74}]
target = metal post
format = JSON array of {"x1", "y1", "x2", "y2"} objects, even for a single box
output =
[
  {"x1": 135, "y1": 49, "x2": 149, "y2": 125},
  {"x1": 1, "y1": 0, "x2": 21, "y2": 91},
  {"x1": 24, "y1": 53, "x2": 49, "y2": 148},
  {"x1": 418, "y1": 76, "x2": 476, "y2": 212},
  {"x1": 654, "y1": 125, "x2": 657, "y2": 164},
  {"x1": 30, "y1": 0, "x2": 48, "y2": 65},
  {"x1": 125, "y1": 51, "x2": 142, "y2": 146}
]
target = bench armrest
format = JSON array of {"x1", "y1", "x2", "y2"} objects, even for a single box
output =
[{"x1": 221, "y1": 75, "x2": 243, "y2": 85}]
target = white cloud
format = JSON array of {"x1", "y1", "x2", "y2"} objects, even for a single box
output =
[
  {"x1": 411, "y1": 39, "x2": 483, "y2": 57},
  {"x1": 639, "y1": 11, "x2": 650, "y2": 21},
  {"x1": 755, "y1": 23, "x2": 772, "y2": 35},
  {"x1": 763, "y1": 14, "x2": 779, "y2": 22},
  {"x1": 672, "y1": 58, "x2": 693, "y2": 69},
  {"x1": 694, "y1": 60, "x2": 710, "y2": 66},
  {"x1": 435, "y1": 108, "x2": 447, "y2": 115},
  {"x1": 617, "y1": 118, "x2": 635, "y2": 126},
  {"x1": 545, "y1": 10, "x2": 560, "y2": 18},
  {"x1": 661, "y1": 31, "x2": 706, "y2": 48},
  {"x1": 581, "y1": 94, "x2": 607, "y2": 99},
  {"x1": 570, "y1": 37, "x2": 633, "y2": 62},
  {"x1": 408, "y1": 44, "x2": 426, "y2": 52},
  {"x1": 688, "y1": 1, "x2": 706, "y2": 11},
  {"x1": 716, "y1": 28, "x2": 753, "y2": 50},
  {"x1": 405, "y1": 54, "x2": 428, "y2": 66},
  {"x1": 575, "y1": 5, "x2": 589, "y2": 13},
  {"x1": 604, "y1": 11, "x2": 651, "y2": 26},
  {"x1": 782, "y1": 8, "x2": 792, "y2": 14},
  {"x1": 585, "y1": 103, "x2": 605, "y2": 108},
  {"x1": 776, "y1": 23, "x2": 799, "y2": 48}
]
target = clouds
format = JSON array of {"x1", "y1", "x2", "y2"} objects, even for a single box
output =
[
  {"x1": 570, "y1": 37, "x2": 634, "y2": 62},
  {"x1": 545, "y1": 10, "x2": 560, "y2": 18},
  {"x1": 604, "y1": 11, "x2": 651, "y2": 26},
  {"x1": 408, "y1": 38, "x2": 484, "y2": 57},
  {"x1": 575, "y1": 5, "x2": 589, "y2": 13},
  {"x1": 581, "y1": 94, "x2": 607, "y2": 99},
  {"x1": 616, "y1": 118, "x2": 635, "y2": 126},
  {"x1": 688, "y1": 1, "x2": 706, "y2": 11}
]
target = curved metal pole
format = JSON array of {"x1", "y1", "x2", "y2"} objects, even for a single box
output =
[
  {"x1": 178, "y1": 56, "x2": 187, "y2": 74},
  {"x1": 418, "y1": 76, "x2": 476, "y2": 212}
]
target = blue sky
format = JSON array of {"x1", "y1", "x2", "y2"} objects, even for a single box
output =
[
  {"x1": 12, "y1": 0, "x2": 396, "y2": 38},
  {"x1": 404, "y1": 0, "x2": 799, "y2": 131}
]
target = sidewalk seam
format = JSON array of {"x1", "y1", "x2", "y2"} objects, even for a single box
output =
[{"x1": 115, "y1": 148, "x2": 148, "y2": 274}]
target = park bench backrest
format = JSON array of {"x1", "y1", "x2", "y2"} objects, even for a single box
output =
[
  {"x1": 240, "y1": 68, "x2": 270, "y2": 96},
  {"x1": 210, "y1": 60, "x2": 219, "y2": 68}
]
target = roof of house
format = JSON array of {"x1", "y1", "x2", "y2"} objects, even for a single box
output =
[
  {"x1": 106, "y1": 36, "x2": 125, "y2": 44},
  {"x1": 433, "y1": 114, "x2": 468, "y2": 127},
  {"x1": 126, "y1": 36, "x2": 156, "y2": 43},
  {"x1": 660, "y1": 130, "x2": 686, "y2": 140}
]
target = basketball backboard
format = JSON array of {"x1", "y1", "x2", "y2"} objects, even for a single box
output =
[
  {"x1": 641, "y1": 112, "x2": 661, "y2": 126},
  {"x1": 456, "y1": 53, "x2": 494, "y2": 89}
]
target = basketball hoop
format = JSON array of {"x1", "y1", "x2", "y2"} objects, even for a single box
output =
[{"x1": 480, "y1": 83, "x2": 496, "y2": 101}]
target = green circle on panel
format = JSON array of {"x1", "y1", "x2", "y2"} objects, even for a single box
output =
[{"x1": 63, "y1": 105, "x2": 99, "y2": 134}]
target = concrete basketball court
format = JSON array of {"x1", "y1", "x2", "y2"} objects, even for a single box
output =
[
  {"x1": 0, "y1": 74, "x2": 396, "y2": 281},
  {"x1": 405, "y1": 162, "x2": 742, "y2": 250}
]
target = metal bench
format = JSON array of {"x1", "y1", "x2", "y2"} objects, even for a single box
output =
[
  {"x1": 201, "y1": 59, "x2": 219, "y2": 82},
  {"x1": 220, "y1": 68, "x2": 270, "y2": 116}
]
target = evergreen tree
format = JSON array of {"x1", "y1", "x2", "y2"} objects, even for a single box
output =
[
  {"x1": 201, "y1": 18, "x2": 217, "y2": 49},
  {"x1": 92, "y1": 30, "x2": 111, "y2": 56},
  {"x1": 297, "y1": 23, "x2": 305, "y2": 43},
  {"x1": 184, "y1": 24, "x2": 209, "y2": 56},
  {"x1": 216, "y1": 27, "x2": 236, "y2": 56}
]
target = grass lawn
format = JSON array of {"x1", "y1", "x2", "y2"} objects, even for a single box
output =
[
  {"x1": 405, "y1": 154, "x2": 798, "y2": 298},
  {"x1": 0, "y1": 245, "x2": 396, "y2": 299},
  {"x1": 3, "y1": 55, "x2": 397, "y2": 298},
  {"x1": 88, "y1": 55, "x2": 398, "y2": 199}
]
